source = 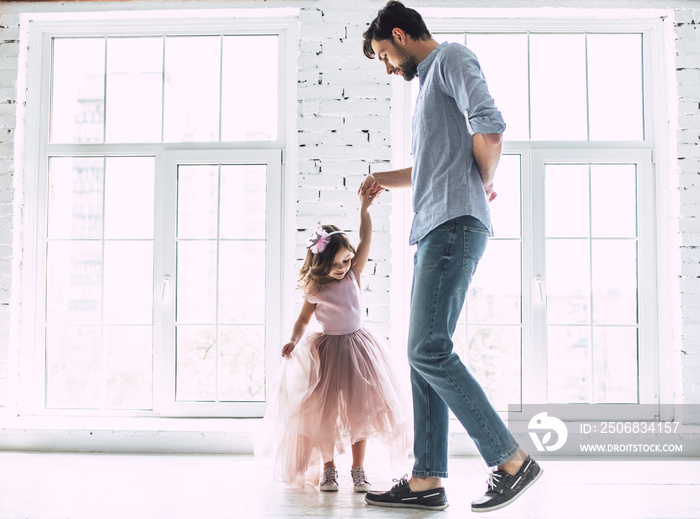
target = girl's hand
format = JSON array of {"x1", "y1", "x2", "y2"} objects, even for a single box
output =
[
  {"x1": 359, "y1": 189, "x2": 377, "y2": 212},
  {"x1": 281, "y1": 340, "x2": 296, "y2": 357}
]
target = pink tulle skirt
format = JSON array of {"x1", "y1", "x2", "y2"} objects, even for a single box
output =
[{"x1": 256, "y1": 327, "x2": 412, "y2": 486}]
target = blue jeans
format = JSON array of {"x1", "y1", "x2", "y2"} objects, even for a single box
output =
[{"x1": 408, "y1": 215, "x2": 519, "y2": 477}]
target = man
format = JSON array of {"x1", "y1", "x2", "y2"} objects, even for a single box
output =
[{"x1": 359, "y1": 1, "x2": 542, "y2": 513}]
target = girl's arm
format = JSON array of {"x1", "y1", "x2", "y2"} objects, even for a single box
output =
[
  {"x1": 281, "y1": 299, "x2": 316, "y2": 357},
  {"x1": 351, "y1": 190, "x2": 374, "y2": 286}
]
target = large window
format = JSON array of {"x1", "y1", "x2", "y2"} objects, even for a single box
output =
[
  {"x1": 50, "y1": 35, "x2": 279, "y2": 144},
  {"x1": 45, "y1": 156, "x2": 157, "y2": 410},
  {"x1": 25, "y1": 16, "x2": 293, "y2": 417},
  {"x1": 394, "y1": 21, "x2": 659, "y2": 417}
]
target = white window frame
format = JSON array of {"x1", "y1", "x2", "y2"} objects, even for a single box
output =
[
  {"x1": 158, "y1": 149, "x2": 282, "y2": 418},
  {"x1": 391, "y1": 14, "x2": 673, "y2": 422},
  {"x1": 529, "y1": 147, "x2": 655, "y2": 412},
  {"x1": 19, "y1": 10, "x2": 299, "y2": 418}
]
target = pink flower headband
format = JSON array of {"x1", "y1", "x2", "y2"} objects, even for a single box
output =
[{"x1": 306, "y1": 227, "x2": 346, "y2": 254}]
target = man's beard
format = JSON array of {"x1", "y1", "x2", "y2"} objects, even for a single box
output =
[
  {"x1": 400, "y1": 54, "x2": 419, "y2": 81},
  {"x1": 393, "y1": 42, "x2": 418, "y2": 81}
]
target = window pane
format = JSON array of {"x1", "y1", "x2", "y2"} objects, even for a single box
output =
[
  {"x1": 46, "y1": 241, "x2": 102, "y2": 325},
  {"x1": 104, "y1": 157, "x2": 155, "y2": 239},
  {"x1": 177, "y1": 165, "x2": 218, "y2": 239},
  {"x1": 46, "y1": 326, "x2": 101, "y2": 408},
  {"x1": 591, "y1": 164, "x2": 637, "y2": 238},
  {"x1": 467, "y1": 34, "x2": 529, "y2": 140},
  {"x1": 219, "y1": 165, "x2": 266, "y2": 240},
  {"x1": 491, "y1": 154, "x2": 521, "y2": 238},
  {"x1": 547, "y1": 326, "x2": 591, "y2": 403},
  {"x1": 466, "y1": 326, "x2": 522, "y2": 411},
  {"x1": 176, "y1": 325, "x2": 217, "y2": 401},
  {"x1": 219, "y1": 326, "x2": 265, "y2": 401},
  {"x1": 104, "y1": 326, "x2": 153, "y2": 409},
  {"x1": 435, "y1": 33, "x2": 464, "y2": 44},
  {"x1": 103, "y1": 241, "x2": 154, "y2": 325},
  {"x1": 106, "y1": 38, "x2": 163, "y2": 142},
  {"x1": 164, "y1": 36, "x2": 220, "y2": 142},
  {"x1": 546, "y1": 240, "x2": 590, "y2": 324},
  {"x1": 588, "y1": 34, "x2": 643, "y2": 141},
  {"x1": 592, "y1": 240, "x2": 638, "y2": 325},
  {"x1": 545, "y1": 164, "x2": 589, "y2": 238},
  {"x1": 51, "y1": 38, "x2": 105, "y2": 143},
  {"x1": 219, "y1": 242, "x2": 265, "y2": 324},
  {"x1": 530, "y1": 34, "x2": 587, "y2": 140},
  {"x1": 467, "y1": 241, "x2": 521, "y2": 325},
  {"x1": 48, "y1": 157, "x2": 104, "y2": 240},
  {"x1": 177, "y1": 241, "x2": 217, "y2": 324},
  {"x1": 221, "y1": 36, "x2": 277, "y2": 141},
  {"x1": 593, "y1": 327, "x2": 638, "y2": 403}
]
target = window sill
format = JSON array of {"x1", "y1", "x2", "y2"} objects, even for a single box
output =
[
  {"x1": 3, "y1": 416, "x2": 698, "y2": 456},
  {"x1": 0, "y1": 416, "x2": 480, "y2": 455},
  {"x1": 0, "y1": 416, "x2": 260, "y2": 454}
]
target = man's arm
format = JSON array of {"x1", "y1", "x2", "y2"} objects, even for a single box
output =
[
  {"x1": 436, "y1": 46, "x2": 504, "y2": 202},
  {"x1": 472, "y1": 132, "x2": 502, "y2": 202},
  {"x1": 358, "y1": 167, "x2": 412, "y2": 197}
]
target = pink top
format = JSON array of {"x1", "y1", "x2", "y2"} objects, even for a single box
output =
[{"x1": 304, "y1": 270, "x2": 363, "y2": 335}]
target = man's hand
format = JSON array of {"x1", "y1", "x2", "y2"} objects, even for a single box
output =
[{"x1": 484, "y1": 182, "x2": 497, "y2": 202}]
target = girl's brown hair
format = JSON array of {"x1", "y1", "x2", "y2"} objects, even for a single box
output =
[{"x1": 299, "y1": 224, "x2": 356, "y2": 294}]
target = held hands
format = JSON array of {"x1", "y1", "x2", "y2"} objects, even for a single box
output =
[
  {"x1": 358, "y1": 173, "x2": 385, "y2": 202},
  {"x1": 281, "y1": 340, "x2": 296, "y2": 358}
]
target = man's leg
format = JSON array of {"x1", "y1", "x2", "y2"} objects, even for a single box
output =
[
  {"x1": 366, "y1": 216, "x2": 541, "y2": 511},
  {"x1": 409, "y1": 366, "x2": 449, "y2": 481},
  {"x1": 407, "y1": 216, "x2": 518, "y2": 470}
]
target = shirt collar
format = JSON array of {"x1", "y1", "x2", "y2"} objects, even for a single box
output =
[{"x1": 417, "y1": 42, "x2": 445, "y2": 81}]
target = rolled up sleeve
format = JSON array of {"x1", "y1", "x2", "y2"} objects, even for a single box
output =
[{"x1": 438, "y1": 46, "x2": 506, "y2": 135}]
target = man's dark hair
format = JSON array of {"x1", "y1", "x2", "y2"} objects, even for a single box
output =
[{"x1": 362, "y1": 1, "x2": 432, "y2": 59}]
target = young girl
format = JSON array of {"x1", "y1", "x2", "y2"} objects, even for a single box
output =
[{"x1": 257, "y1": 191, "x2": 411, "y2": 492}]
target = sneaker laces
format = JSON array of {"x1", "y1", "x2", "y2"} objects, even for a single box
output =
[
  {"x1": 321, "y1": 467, "x2": 337, "y2": 486},
  {"x1": 486, "y1": 470, "x2": 506, "y2": 493},
  {"x1": 390, "y1": 475, "x2": 410, "y2": 492},
  {"x1": 351, "y1": 467, "x2": 369, "y2": 486}
]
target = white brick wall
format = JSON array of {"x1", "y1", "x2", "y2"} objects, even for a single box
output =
[
  {"x1": 295, "y1": 5, "x2": 393, "y2": 340},
  {"x1": 0, "y1": 9, "x2": 20, "y2": 410},
  {"x1": 0, "y1": 1, "x2": 698, "y2": 421},
  {"x1": 675, "y1": 8, "x2": 700, "y2": 414}
]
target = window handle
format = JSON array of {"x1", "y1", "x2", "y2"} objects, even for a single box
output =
[
  {"x1": 535, "y1": 276, "x2": 545, "y2": 305},
  {"x1": 161, "y1": 275, "x2": 171, "y2": 302}
]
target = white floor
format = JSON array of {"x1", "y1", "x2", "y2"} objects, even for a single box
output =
[{"x1": 0, "y1": 452, "x2": 699, "y2": 519}]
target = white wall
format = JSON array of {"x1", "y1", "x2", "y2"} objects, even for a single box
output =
[
  {"x1": 674, "y1": 7, "x2": 700, "y2": 419},
  {"x1": 0, "y1": 5, "x2": 21, "y2": 410},
  {"x1": 0, "y1": 0, "x2": 698, "y2": 433}
]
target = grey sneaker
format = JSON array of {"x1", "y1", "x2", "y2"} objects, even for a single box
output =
[
  {"x1": 351, "y1": 466, "x2": 371, "y2": 492},
  {"x1": 320, "y1": 467, "x2": 339, "y2": 492}
]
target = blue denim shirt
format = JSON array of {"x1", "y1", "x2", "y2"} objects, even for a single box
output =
[{"x1": 409, "y1": 43, "x2": 506, "y2": 245}]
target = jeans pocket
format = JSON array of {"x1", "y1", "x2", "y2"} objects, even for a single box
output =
[{"x1": 463, "y1": 225, "x2": 489, "y2": 273}]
